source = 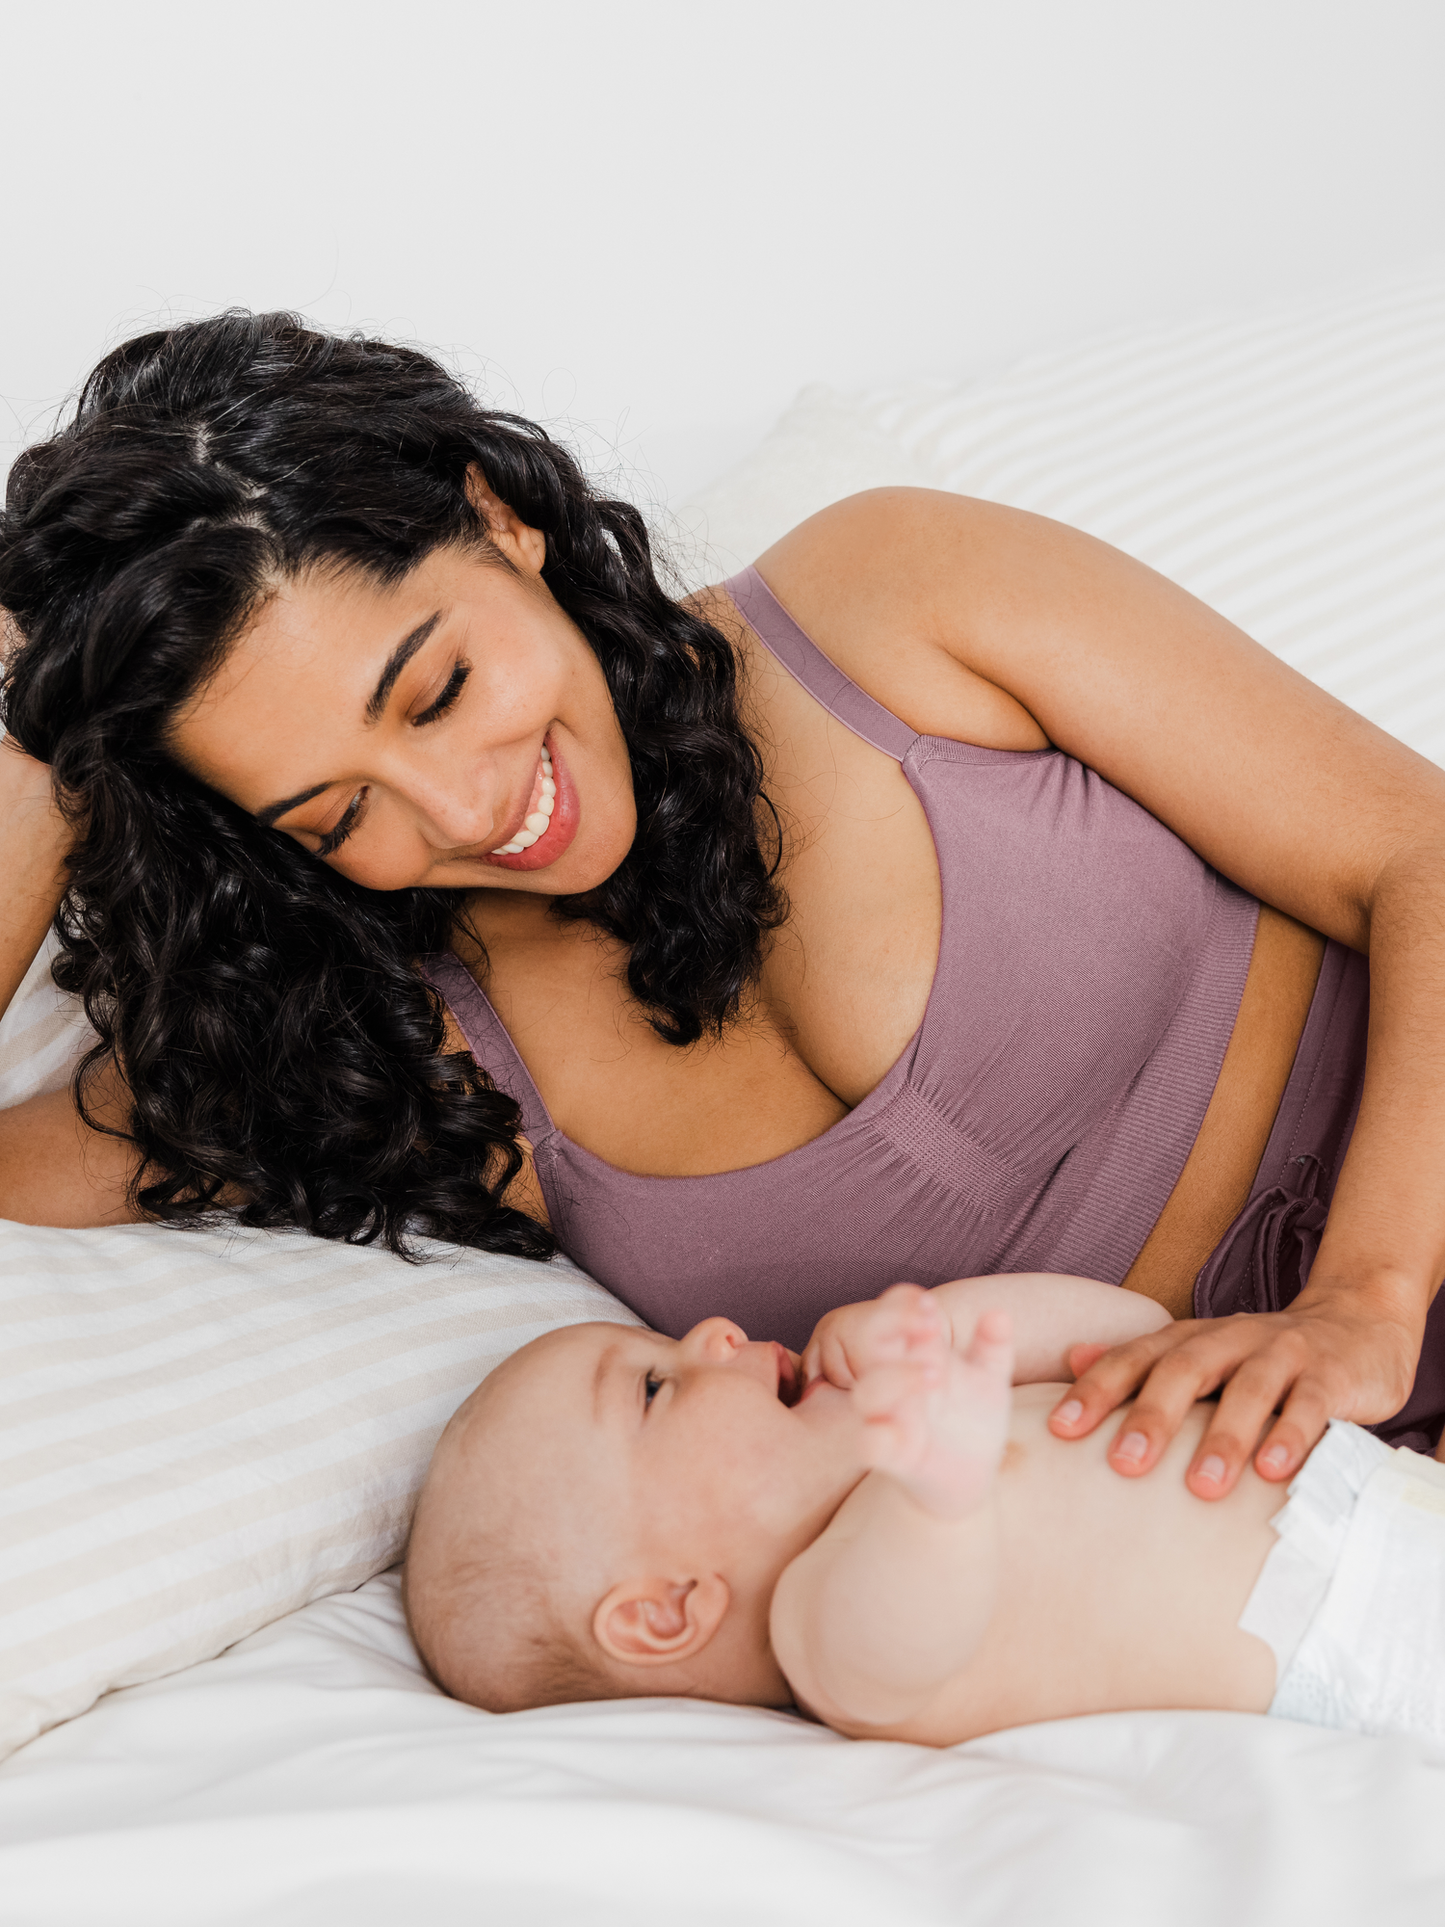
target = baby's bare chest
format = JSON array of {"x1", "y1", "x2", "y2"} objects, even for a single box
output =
[{"x1": 883, "y1": 1394, "x2": 1284, "y2": 1745}]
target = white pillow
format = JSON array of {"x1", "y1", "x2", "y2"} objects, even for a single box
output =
[
  {"x1": 0, "y1": 852, "x2": 638, "y2": 1764},
  {"x1": 680, "y1": 270, "x2": 1445, "y2": 769},
  {"x1": 0, "y1": 1216, "x2": 639, "y2": 1761}
]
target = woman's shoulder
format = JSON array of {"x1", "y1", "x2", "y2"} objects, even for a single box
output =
[{"x1": 690, "y1": 488, "x2": 1053, "y2": 752}]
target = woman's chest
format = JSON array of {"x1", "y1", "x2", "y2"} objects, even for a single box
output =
[{"x1": 461, "y1": 718, "x2": 944, "y2": 1178}]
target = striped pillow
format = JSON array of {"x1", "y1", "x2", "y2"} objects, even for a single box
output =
[
  {"x1": 679, "y1": 271, "x2": 1445, "y2": 769},
  {"x1": 0, "y1": 1218, "x2": 639, "y2": 1760}
]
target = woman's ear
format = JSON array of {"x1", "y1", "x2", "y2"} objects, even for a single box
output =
[
  {"x1": 464, "y1": 465, "x2": 546, "y2": 576},
  {"x1": 591, "y1": 1574, "x2": 730, "y2": 1668}
]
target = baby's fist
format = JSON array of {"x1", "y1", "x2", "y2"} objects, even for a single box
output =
[
  {"x1": 801, "y1": 1282, "x2": 942, "y2": 1392},
  {"x1": 853, "y1": 1291, "x2": 1013, "y2": 1519}
]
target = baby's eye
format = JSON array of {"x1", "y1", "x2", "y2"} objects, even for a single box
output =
[{"x1": 643, "y1": 1370, "x2": 662, "y2": 1408}]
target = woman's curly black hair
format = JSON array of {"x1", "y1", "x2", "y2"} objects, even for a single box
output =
[{"x1": 0, "y1": 312, "x2": 785, "y2": 1258}]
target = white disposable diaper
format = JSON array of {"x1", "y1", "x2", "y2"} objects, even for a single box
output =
[{"x1": 1238, "y1": 1419, "x2": 1445, "y2": 1747}]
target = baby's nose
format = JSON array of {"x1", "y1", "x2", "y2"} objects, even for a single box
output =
[{"x1": 685, "y1": 1317, "x2": 749, "y2": 1362}]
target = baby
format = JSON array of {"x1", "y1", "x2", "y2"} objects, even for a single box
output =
[{"x1": 404, "y1": 1276, "x2": 1445, "y2": 1747}]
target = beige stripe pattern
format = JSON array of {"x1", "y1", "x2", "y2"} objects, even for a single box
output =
[
  {"x1": 0, "y1": 1216, "x2": 640, "y2": 1760},
  {"x1": 681, "y1": 271, "x2": 1445, "y2": 766}
]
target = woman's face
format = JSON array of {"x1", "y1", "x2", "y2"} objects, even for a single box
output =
[{"x1": 171, "y1": 488, "x2": 637, "y2": 896}]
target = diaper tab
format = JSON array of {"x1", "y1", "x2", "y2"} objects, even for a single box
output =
[{"x1": 1238, "y1": 1420, "x2": 1394, "y2": 1680}]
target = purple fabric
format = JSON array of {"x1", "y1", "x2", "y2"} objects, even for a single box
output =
[
  {"x1": 1195, "y1": 941, "x2": 1445, "y2": 1452},
  {"x1": 420, "y1": 565, "x2": 1261, "y2": 1352}
]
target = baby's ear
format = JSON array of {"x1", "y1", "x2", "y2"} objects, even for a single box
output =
[{"x1": 592, "y1": 1574, "x2": 730, "y2": 1668}]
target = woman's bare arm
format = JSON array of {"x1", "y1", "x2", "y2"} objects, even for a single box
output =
[
  {"x1": 1, "y1": 737, "x2": 69, "y2": 1015},
  {"x1": 0, "y1": 738, "x2": 141, "y2": 1224},
  {"x1": 762, "y1": 490, "x2": 1445, "y2": 1492}
]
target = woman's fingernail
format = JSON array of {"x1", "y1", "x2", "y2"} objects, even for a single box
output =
[
  {"x1": 1198, "y1": 1454, "x2": 1227, "y2": 1485},
  {"x1": 1055, "y1": 1399, "x2": 1084, "y2": 1426},
  {"x1": 1261, "y1": 1445, "x2": 1290, "y2": 1473},
  {"x1": 1115, "y1": 1431, "x2": 1149, "y2": 1463}
]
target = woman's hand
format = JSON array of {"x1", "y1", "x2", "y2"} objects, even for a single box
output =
[{"x1": 1048, "y1": 1288, "x2": 1420, "y2": 1498}]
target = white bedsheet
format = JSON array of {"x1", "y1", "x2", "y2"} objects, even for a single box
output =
[{"x1": 1, "y1": 1573, "x2": 1442, "y2": 1927}]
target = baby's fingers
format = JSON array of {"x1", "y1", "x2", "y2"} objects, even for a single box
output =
[
  {"x1": 802, "y1": 1327, "x2": 856, "y2": 1391},
  {"x1": 859, "y1": 1285, "x2": 946, "y2": 1368},
  {"x1": 853, "y1": 1358, "x2": 939, "y2": 1422},
  {"x1": 964, "y1": 1307, "x2": 1014, "y2": 1383},
  {"x1": 853, "y1": 1362, "x2": 932, "y2": 1468}
]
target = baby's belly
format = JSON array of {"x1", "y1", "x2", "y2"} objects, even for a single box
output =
[{"x1": 897, "y1": 1387, "x2": 1286, "y2": 1746}]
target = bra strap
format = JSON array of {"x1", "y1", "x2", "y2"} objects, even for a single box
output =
[
  {"x1": 418, "y1": 950, "x2": 556, "y2": 1145},
  {"x1": 724, "y1": 566, "x2": 919, "y2": 762}
]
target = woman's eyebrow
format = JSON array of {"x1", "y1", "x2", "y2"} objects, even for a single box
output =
[
  {"x1": 364, "y1": 611, "x2": 443, "y2": 723},
  {"x1": 254, "y1": 611, "x2": 445, "y2": 827},
  {"x1": 255, "y1": 779, "x2": 331, "y2": 830}
]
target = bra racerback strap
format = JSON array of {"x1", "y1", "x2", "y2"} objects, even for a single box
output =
[
  {"x1": 418, "y1": 950, "x2": 557, "y2": 1146},
  {"x1": 723, "y1": 566, "x2": 919, "y2": 762}
]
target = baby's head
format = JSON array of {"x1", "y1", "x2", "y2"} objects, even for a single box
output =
[{"x1": 404, "y1": 1316, "x2": 860, "y2": 1714}]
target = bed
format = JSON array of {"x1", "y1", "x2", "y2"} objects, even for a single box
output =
[{"x1": 3, "y1": 270, "x2": 1444, "y2": 1926}]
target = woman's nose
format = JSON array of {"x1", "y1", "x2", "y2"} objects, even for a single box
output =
[
  {"x1": 682, "y1": 1317, "x2": 748, "y2": 1363},
  {"x1": 398, "y1": 760, "x2": 499, "y2": 849}
]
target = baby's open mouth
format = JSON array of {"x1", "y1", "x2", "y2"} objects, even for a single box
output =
[{"x1": 776, "y1": 1346, "x2": 801, "y2": 1407}]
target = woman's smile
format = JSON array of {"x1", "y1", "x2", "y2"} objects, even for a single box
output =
[{"x1": 483, "y1": 734, "x2": 582, "y2": 871}]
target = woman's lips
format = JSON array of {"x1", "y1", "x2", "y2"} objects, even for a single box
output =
[{"x1": 484, "y1": 734, "x2": 580, "y2": 872}]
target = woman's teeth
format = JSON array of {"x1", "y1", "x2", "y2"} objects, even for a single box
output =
[{"x1": 491, "y1": 747, "x2": 555, "y2": 856}]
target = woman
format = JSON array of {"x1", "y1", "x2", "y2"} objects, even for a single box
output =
[{"x1": 3, "y1": 312, "x2": 1444, "y2": 1502}]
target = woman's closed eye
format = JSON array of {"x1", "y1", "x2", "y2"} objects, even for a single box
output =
[
  {"x1": 412, "y1": 658, "x2": 470, "y2": 727},
  {"x1": 315, "y1": 788, "x2": 367, "y2": 857}
]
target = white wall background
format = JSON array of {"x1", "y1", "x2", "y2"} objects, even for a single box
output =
[{"x1": 3, "y1": 0, "x2": 1442, "y2": 506}]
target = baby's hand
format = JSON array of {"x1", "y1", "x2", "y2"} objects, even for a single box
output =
[
  {"x1": 802, "y1": 1282, "x2": 950, "y2": 1394},
  {"x1": 851, "y1": 1283, "x2": 1013, "y2": 1520}
]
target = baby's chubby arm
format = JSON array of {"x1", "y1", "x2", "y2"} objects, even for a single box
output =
[
  {"x1": 772, "y1": 1285, "x2": 1013, "y2": 1735},
  {"x1": 801, "y1": 1273, "x2": 1170, "y2": 1394}
]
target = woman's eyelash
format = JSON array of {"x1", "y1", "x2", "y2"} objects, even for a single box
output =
[
  {"x1": 315, "y1": 789, "x2": 367, "y2": 857},
  {"x1": 413, "y1": 659, "x2": 470, "y2": 726}
]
